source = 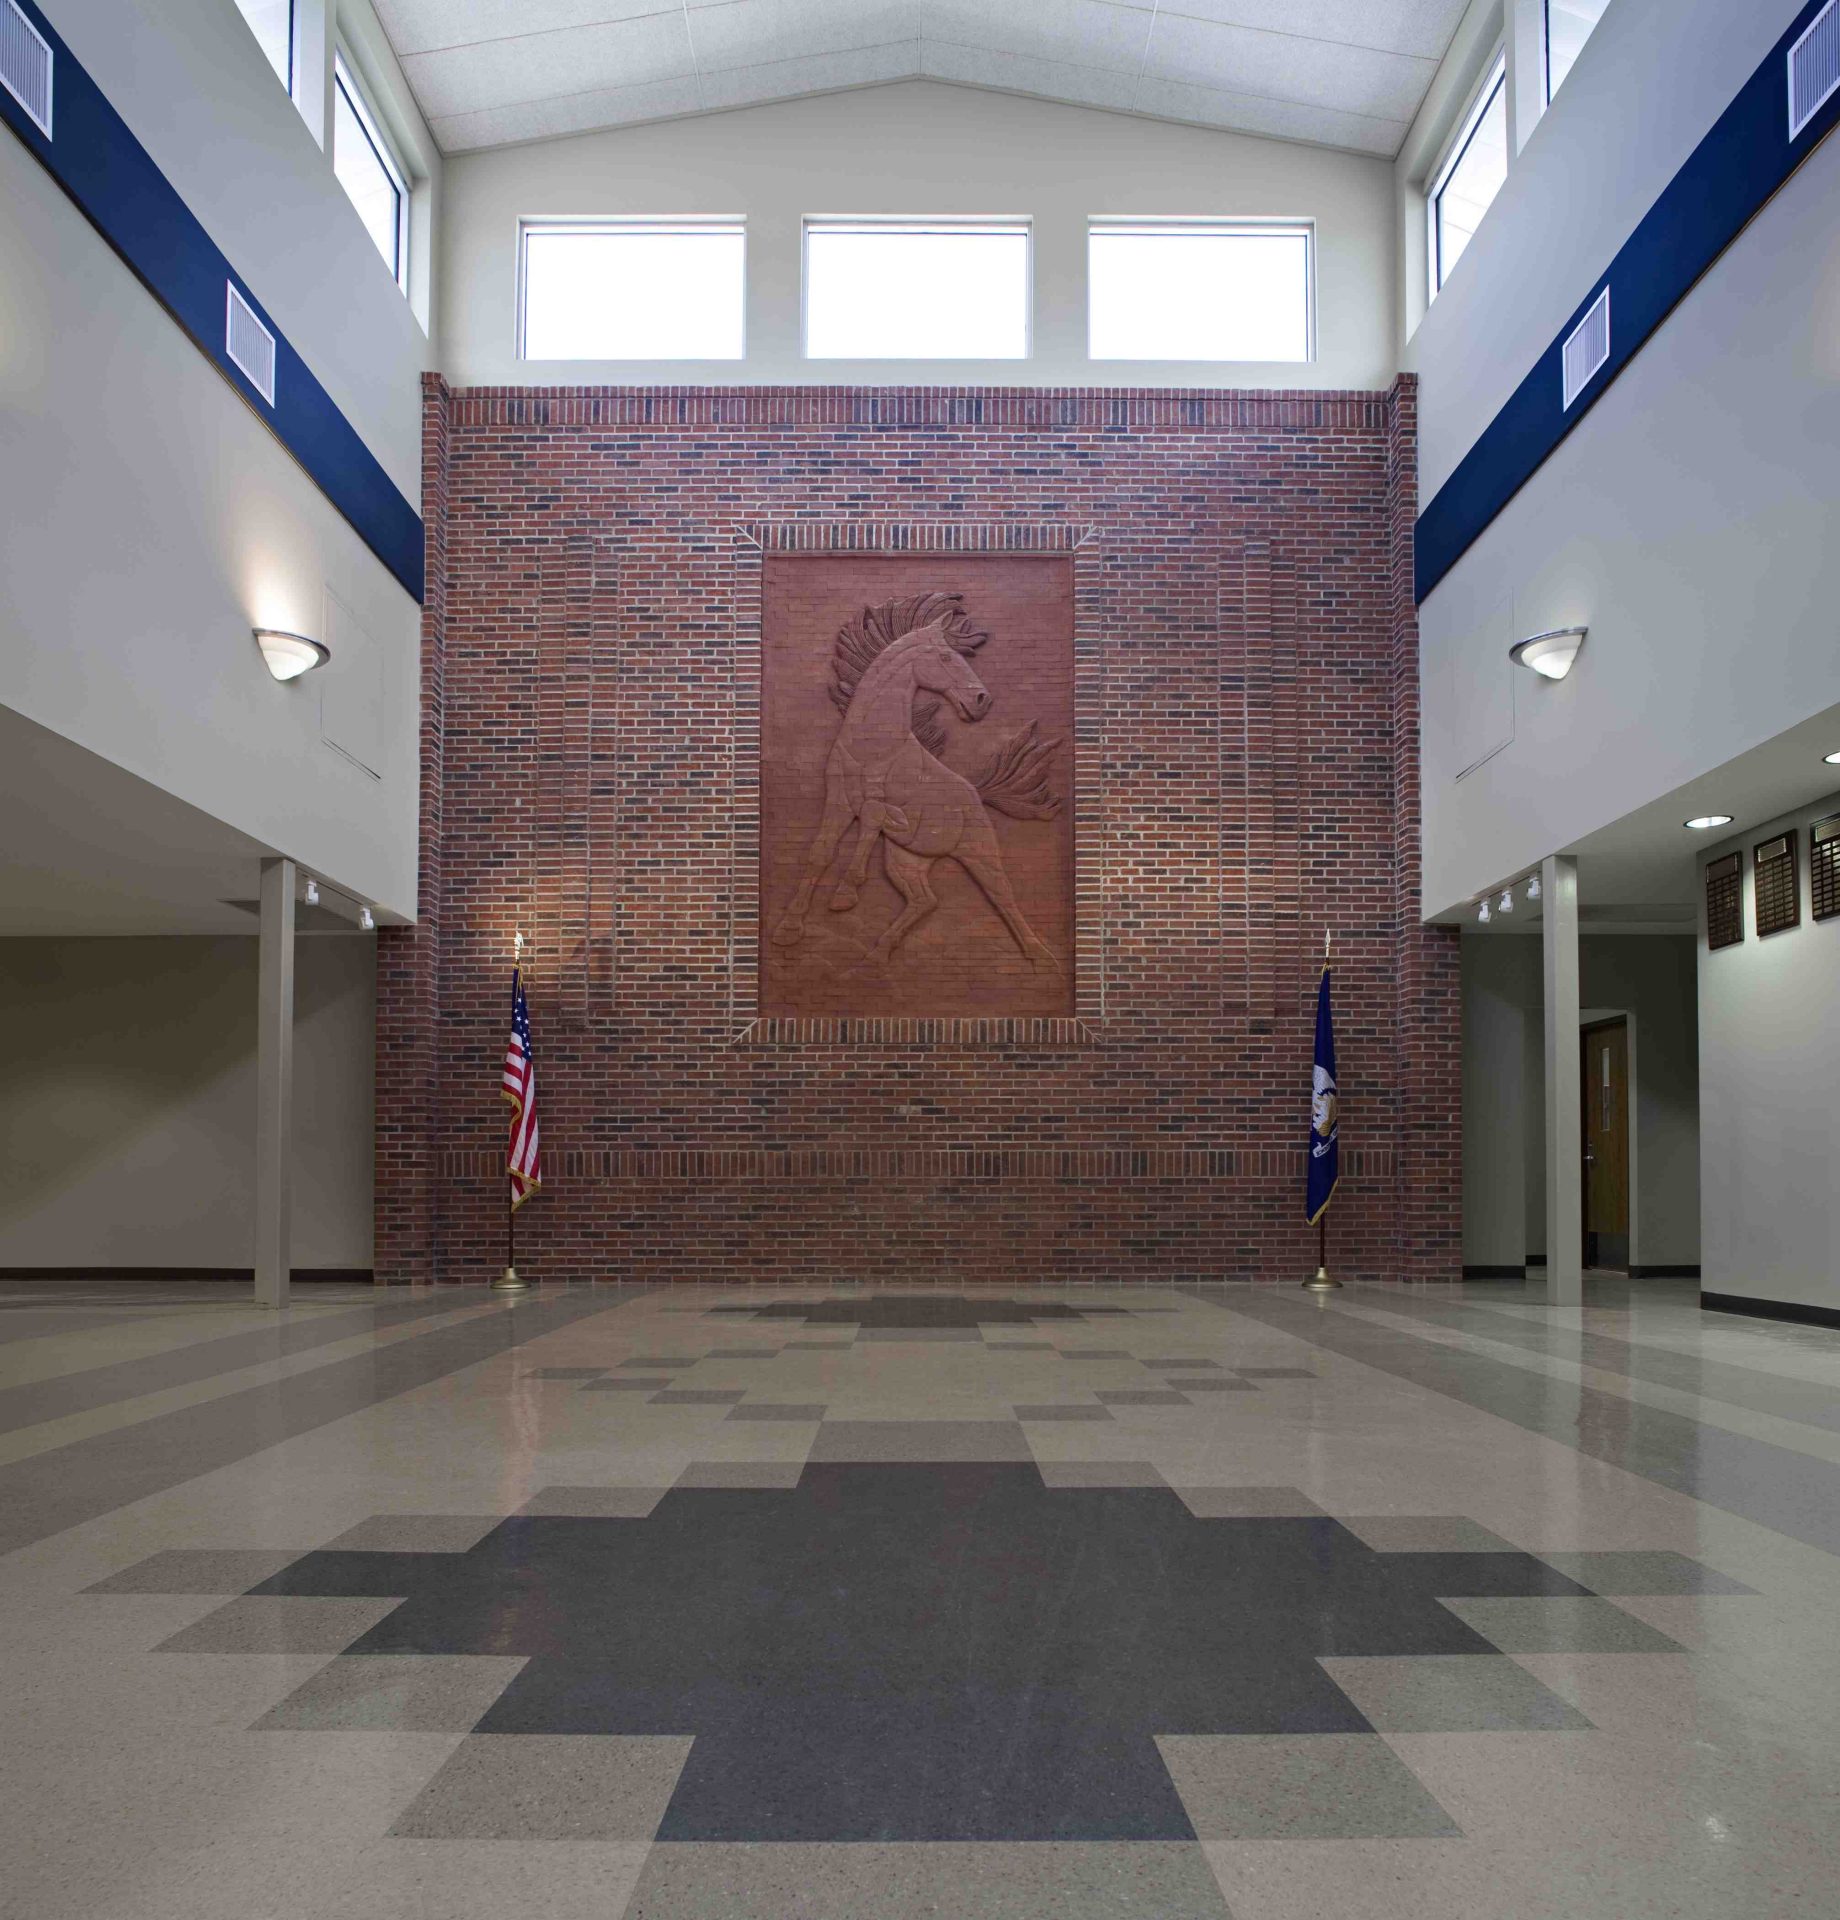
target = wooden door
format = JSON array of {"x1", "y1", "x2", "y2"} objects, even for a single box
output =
[{"x1": 1581, "y1": 1019, "x2": 1629, "y2": 1271}]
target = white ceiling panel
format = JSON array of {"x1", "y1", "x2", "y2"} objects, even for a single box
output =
[
  {"x1": 1143, "y1": 12, "x2": 1437, "y2": 123},
  {"x1": 379, "y1": 0, "x2": 1460, "y2": 155},
  {"x1": 403, "y1": 11, "x2": 698, "y2": 121}
]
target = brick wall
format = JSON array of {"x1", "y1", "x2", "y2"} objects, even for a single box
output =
[{"x1": 375, "y1": 380, "x2": 1461, "y2": 1286}]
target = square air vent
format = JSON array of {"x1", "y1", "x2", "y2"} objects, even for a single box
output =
[
  {"x1": 0, "y1": 0, "x2": 53, "y2": 137},
  {"x1": 225, "y1": 282, "x2": 276, "y2": 406},
  {"x1": 1561, "y1": 286, "x2": 1611, "y2": 410},
  {"x1": 1789, "y1": 0, "x2": 1840, "y2": 138}
]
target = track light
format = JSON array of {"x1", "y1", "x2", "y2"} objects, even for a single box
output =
[
  {"x1": 1526, "y1": 874, "x2": 1541, "y2": 902},
  {"x1": 303, "y1": 878, "x2": 319, "y2": 907},
  {"x1": 1498, "y1": 889, "x2": 1514, "y2": 914},
  {"x1": 1477, "y1": 898, "x2": 1491, "y2": 924},
  {"x1": 1509, "y1": 626, "x2": 1587, "y2": 681},
  {"x1": 358, "y1": 906, "x2": 375, "y2": 931},
  {"x1": 254, "y1": 628, "x2": 329, "y2": 682}
]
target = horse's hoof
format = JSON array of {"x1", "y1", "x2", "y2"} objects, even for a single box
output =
[
  {"x1": 1027, "y1": 945, "x2": 1063, "y2": 975},
  {"x1": 828, "y1": 885, "x2": 859, "y2": 912},
  {"x1": 770, "y1": 919, "x2": 805, "y2": 946}
]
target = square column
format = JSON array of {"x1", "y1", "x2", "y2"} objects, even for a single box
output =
[
  {"x1": 1541, "y1": 854, "x2": 1582, "y2": 1305},
  {"x1": 254, "y1": 856, "x2": 296, "y2": 1309}
]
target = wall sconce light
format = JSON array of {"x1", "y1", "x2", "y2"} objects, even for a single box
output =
[
  {"x1": 1509, "y1": 626, "x2": 1587, "y2": 681},
  {"x1": 1477, "y1": 897, "x2": 1491, "y2": 924},
  {"x1": 1684, "y1": 814, "x2": 1734, "y2": 831},
  {"x1": 254, "y1": 628, "x2": 329, "y2": 682},
  {"x1": 358, "y1": 906, "x2": 375, "y2": 931}
]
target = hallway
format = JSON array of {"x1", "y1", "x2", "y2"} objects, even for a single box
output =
[{"x1": 2, "y1": 1278, "x2": 1836, "y2": 1917}]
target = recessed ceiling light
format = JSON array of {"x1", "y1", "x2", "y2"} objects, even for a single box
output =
[
  {"x1": 1684, "y1": 814, "x2": 1734, "y2": 831},
  {"x1": 1509, "y1": 626, "x2": 1587, "y2": 680},
  {"x1": 1824, "y1": 749, "x2": 1840, "y2": 765}
]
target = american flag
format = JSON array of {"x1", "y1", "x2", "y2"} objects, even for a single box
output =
[{"x1": 502, "y1": 967, "x2": 542, "y2": 1209}]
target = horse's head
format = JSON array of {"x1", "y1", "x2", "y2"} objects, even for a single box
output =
[{"x1": 902, "y1": 617, "x2": 991, "y2": 721}]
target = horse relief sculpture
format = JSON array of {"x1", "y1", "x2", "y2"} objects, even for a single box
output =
[{"x1": 766, "y1": 590, "x2": 1070, "y2": 1007}]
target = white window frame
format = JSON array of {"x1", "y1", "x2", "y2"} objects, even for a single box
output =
[
  {"x1": 515, "y1": 217, "x2": 749, "y2": 363},
  {"x1": 1085, "y1": 217, "x2": 1315, "y2": 363},
  {"x1": 334, "y1": 46, "x2": 410, "y2": 293},
  {"x1": 800, "y1": 216, "x2": 1034, "y2": 362},
  {"x1": 231, "y1": 0, "x2": 295, "y2": 96},
  {"x1": 1426, "y1": 49, "x2": 1508, "y2": 301}
]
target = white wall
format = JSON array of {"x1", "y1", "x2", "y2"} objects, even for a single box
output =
[
  {"x1": 1698, "y1": 798, "x2": 1840, "y2": 1313},
  {"x1": 1462, "y1": 932, "x2": 1700, "y2": 1272},
  {"x1": 0, "y1": 937, "x2": 375, "y2": 1271},
  {"x1": 438, "y1": 80, "x2": 1398, "y2": 391},
  {"x1": 1, "y1": 0, "x2": 442, "y2": 919},
  {"x1": 1413, "y1": 3, "x2": 1840, "y2": 916}
]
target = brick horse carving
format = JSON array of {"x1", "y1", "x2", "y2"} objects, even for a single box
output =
[{"x1": 771, "y1": 593, "x2": 1065, "y2": 972}]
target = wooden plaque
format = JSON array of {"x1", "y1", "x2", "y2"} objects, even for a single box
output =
[
  {"x1": 1753, "y1": 831, "x2": 1799, "y2": 937},
  {"x1": 1812, "y1": 814, "x2": 1840, "y2": 924},
  {"x1": 759, "y1": 553, "x2": 1075, "y2": 1020},
  {"x1": 1704, "y1": 851, "x2": 1743, "y2": 951}
]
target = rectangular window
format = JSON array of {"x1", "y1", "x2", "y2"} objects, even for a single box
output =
[
  {"x1": 1546, "y1": 0, "x2": 1614, "y2": 101},
  {"x1": 334, "y1": 52, "x2": 408, "y2": 289},
  {"x1": 804, "y1": 219, "x2": 1030, "y2": 360},
  {"x1": 519, "y1": 220, "x2": 746, "y2": 361},
  {"x1": 1088, "y1": 220, "x2": 1311, "y2": 362},
  {"x1": 1429, "y1": 54, "x2": 1508, "y2": 294},
  {"x1": 232, "y1": 0, "x2": 292, "y2": 92}
]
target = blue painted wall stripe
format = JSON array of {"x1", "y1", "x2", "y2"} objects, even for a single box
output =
[
  {"x1": 0, "y1": 0, "x2": 424, "y2": 602},
  {"x1": 1416, "y1": 0, "x2": 1840, "y2": 605}
]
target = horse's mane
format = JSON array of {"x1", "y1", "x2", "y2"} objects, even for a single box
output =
[{"x1": 829, "y1": 594, "x2": 986, "y2": 759}]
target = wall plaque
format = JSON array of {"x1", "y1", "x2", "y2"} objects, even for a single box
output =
[
  {"x1": 1811, "y1": 815, "x2": 1840, "y2": 924},
  {"x1": 1704, "y1": 851, "x2": 1743, "y2": 951},
  {"x1": 760, "y1": 553, "x2": 1075, "y2": 1020},
  {"x1": 1753, "y1": 831, "x2": 1799, "y2": 937}
]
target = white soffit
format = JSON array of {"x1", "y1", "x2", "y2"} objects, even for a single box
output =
[{"x1": 374, "y1": 0, "x2": 1470, "y2": 155}]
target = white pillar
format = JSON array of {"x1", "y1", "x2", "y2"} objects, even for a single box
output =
[
  {"x1": 1541, "y1": 854, "x2": 1582, "y2": 1305},
  {"x1": 254, "y1": 856, "x2": 297, "y2": 1310}
]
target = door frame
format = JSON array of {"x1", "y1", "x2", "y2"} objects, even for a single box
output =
[{"x1": 1579, "y1": 1012, "x2": 1636, "y2": 1273}]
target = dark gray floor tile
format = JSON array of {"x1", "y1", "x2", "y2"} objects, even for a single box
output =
[
  {"x1": 649, "y1": 1389, "x2": 749, "y2": 1405},
  {"x1": 1338, "y1": 1516, "x2": 1520, "y2": 1554},
  {"x1": 1038, "y1": 1462, "x2": 1166, "y2": 1487},
  {"x1": 529, "y1": 1367, "x2": 608, "y2": 1380},
  {"x1": 1144, "y1": 1358, "x2": 1221, "y2": 1369},
  {"x1": 1157, "y1": 1733, "x2": 1460, "y2": 1837},
  {"x1": 389, "y1": 1733, "x2": 691, "y2": 1839},
  {"x1": 785, "y1": 1338, "x2": 855, "y2": 1350},
  {"x1": 856, "y1": 1327, "x2": 983, "y2": 1342},
  {"x1": 254, "y1": 1653, "x2": 526, "y2": 1731},
  {"x1": 703, "y1": 1348, "x2": 782, "y2": 1360},
  {"x1": 1234, "y1": 1367, "x2": 1317, "y2": 1379},
  {"x1": 622, "y1": 1356, "x2": 700, "y2": 1368},
  {"x1": 1175, "y1": 1486, "x2": 1327, "y2": 1518},
  {"x1": 1095, "y1": 1390, "x2": 1190, "y2": 1406},
  {"x1": 583, "y1": 1376, "x2": 673, "y2": 1391},
  {"x1": 675, "y1": 1461, "x2": 805, "y2": 1488}
]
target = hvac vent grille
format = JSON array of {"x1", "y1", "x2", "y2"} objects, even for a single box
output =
[
  {"x1": 0, "y1": 0, "x2": 52, "y2": 137},
  {"x1": 1789, "y1": 0, "x2": 1840, "y2": 139},
  {"x1": 1561, "y1": 286, "x2": 1611, "y2": 410},
  {"x1": 225, "y1": 283, "x2": 276, "y2": 406}
]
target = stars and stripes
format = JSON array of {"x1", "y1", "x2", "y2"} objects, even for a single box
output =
[{"x1": 503, "y1": 967, "x2": 541, "y2": 1209}]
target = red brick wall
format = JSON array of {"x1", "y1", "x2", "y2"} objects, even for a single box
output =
[{"x1": 375, "y1": 380, "x2": 1460, "y2": 1286}]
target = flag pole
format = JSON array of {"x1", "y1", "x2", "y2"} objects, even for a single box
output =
[
  {"x1": 493, "y1": 933, "x2": 529, "y2": 1294},
  {"x1": 1305, "y1": 928, "x2": 1342, "y2": 1293}
]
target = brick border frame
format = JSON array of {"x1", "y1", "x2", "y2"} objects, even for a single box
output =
[{"x1": 726, "y1": 521, "x2": 1106, "y2": 1047}]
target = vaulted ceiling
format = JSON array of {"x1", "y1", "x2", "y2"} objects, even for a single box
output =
[{"x1": 375, "y1": 1, "x2": 1470, "y2": 157}]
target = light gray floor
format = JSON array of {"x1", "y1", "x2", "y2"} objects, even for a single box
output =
[{"x1": 2, "y1": 1276, "x2": 1837, "y2": 1919}]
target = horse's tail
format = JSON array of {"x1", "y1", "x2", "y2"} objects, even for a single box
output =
[{"x1": 973, "y1": 722, "x2": 1063, "y2": 820}]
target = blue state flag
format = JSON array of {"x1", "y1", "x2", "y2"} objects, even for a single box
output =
[{"x1": 1306, "y1": 959, "x2": 1339, "y2": 1224}]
